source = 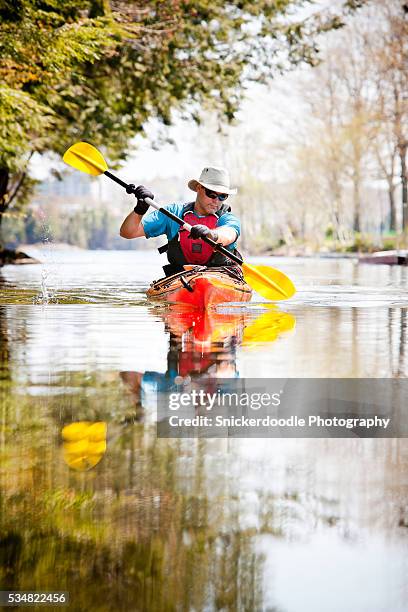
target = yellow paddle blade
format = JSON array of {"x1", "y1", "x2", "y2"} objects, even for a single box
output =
[
  {"x1": 63, "y1": 142, "x2": 108, "y2": 175},
  {"x1": 243, "y1": 309, "x2": 296, "y2": 345},
  {"x1": 63, "y1": 452, "x2": 105, "y2": 471},
  {"x1": 61, "y1": 421, "x2": 92, "y2": 442},
  {"x1": 242, "y1": 263, "x2": 296, "y2": 301},
  {"x1": 87, "y1": 421, "x2": 108, "y2": 442},
  {"x1": 61, "y1": 421, "x2": 107, "y2": 472}
]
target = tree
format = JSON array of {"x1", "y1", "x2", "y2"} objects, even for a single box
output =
[
  {"x1": 316, "y1": 0, "x2": 408, "y2": 237},
  {"x1": 0, "y1": 0, "x2": 366, "y2": 254},
  {"x1": 298, "y1": 54, "x2": 351, "y2": 241},
  {"x1": 0, "y1": 0, "x2": 115, "y2": 245},
  {"x1": 370, "y1": 1, "x2": 408, "y2": 231},
  {"x1": 332, "y1": 25, "x2": 374, "y2": 234},
  {"x1": 272, "y1": 0, "x2": 407, "y2": 244}
]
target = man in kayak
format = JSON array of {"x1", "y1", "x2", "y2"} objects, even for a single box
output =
[{"x1": 119, "y1": 166, "x2": 242, "y2": 276}]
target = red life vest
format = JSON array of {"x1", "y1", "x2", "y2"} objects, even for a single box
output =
[
  {"x1": 178, "y1": 210, "x2": 219, "y2": 265},
  {"x1": 160, "y1": 202, "x2": 240, "y2": 276}
]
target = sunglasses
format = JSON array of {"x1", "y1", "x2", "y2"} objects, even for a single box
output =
[{"x1": 203, "y1": 187, "x2": 229, "y2": 202}]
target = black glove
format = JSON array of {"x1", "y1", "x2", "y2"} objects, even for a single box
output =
[
  {"x1": 189, "y1": 224, "x2": 218, "y2": 242},
  {"x1": 132, "y1": 184, "x2": 154, "y2": 215}
]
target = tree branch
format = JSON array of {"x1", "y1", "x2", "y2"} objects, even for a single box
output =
[
  {"x1": 7, "y1": 172, "x2": 27, "y2": 208},
  {"x1": 7, "y1": 151, "x2": 34, "y2": 209}
]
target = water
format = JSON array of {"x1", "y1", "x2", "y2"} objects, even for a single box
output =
[{"x1": 0, "y1": 249, "x2": 407, "y2": 611}]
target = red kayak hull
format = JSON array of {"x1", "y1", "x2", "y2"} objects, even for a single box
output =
[{"x1": 147, "y1": 268, "x2": 252, "y2": 310}]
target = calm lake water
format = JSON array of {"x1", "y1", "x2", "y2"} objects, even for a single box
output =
[{"x1": 0, "y1": 248, "x2": 407, "y2": 611}]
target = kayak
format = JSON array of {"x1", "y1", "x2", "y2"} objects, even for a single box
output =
[{"x1": 147, "y1": 266, "x2": 252, "y2": 309}]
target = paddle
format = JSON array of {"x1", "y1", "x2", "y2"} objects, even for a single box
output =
[
  {"x1": 242, "y1": 307, "x2": 296, "y2": 345},
  {"x1": 63, "y1": 142, "x2": 296, "y2": 300}
]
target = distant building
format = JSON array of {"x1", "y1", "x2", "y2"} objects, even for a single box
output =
[
  {"x1": 31, "y1": 172, "x2": 106, "y2": 216},
  {"x1": 36, "y1": 172, "x2": 99, "y2": 200}
]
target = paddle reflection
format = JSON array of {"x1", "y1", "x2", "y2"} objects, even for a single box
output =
[{"x1": 61, "y1": 421, "x2": 107, "y2": 471}]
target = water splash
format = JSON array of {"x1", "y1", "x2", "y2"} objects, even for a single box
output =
[
  {"x1": 32, "y1": 214, "x2": 61, "y2": 305},
  {"x1": 33, "y1": 268, "x2": 58, "y2": 305}
]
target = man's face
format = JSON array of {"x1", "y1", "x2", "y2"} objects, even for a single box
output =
[{"x1": 195, "y1": 184, "x2": 227, "y2": 215}]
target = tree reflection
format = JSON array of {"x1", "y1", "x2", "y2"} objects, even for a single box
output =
[
  {"x1": 0, "y1": 387, "x2": 265, "y2": 610},
  {"x1": 1, "y1": 298, "x2": 408, "y2": 609},
  {"x1": 0, "y1": 305, "x2": 298, "y2": 609},
  {"x1": 0, "y1": 303, "x2": 10, "y2": 384}
]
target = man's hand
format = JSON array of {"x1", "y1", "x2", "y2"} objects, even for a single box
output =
[
  {"x1": 133, "y1": 185, "x2": 154, "y2": 216},
  {"x1": 189, "y1": 224, "x2": 218, "y2": 242}
]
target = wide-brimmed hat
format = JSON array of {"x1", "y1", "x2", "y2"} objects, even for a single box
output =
[{"x1": 188, "y1": 166, "x2": 237, "y2": 195}]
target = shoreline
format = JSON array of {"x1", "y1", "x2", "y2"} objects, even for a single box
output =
[
  {"x1": 0, "y1": 248, "x2": 41, "y2": 267},
  {"x1": 2, "y1": 242, "x2": 405, "y2": 267}
]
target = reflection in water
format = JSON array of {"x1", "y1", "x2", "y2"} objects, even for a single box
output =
[
  {"x1": 0, "y1": 393, "x2": 265, "y2": 609},
  {"x1": 1, "y1": 305, "x2": 297, "y2": 609},
  {"x1": 0, "y1": 305, "x2": 10, "y2": 384},
  {"x1": 120, "y1": 306, "x2": 295, "y2": 413},
  {"x1": 397, "y1": 308, "x2": 407, "y2": 377},
  {"x1": 1, "y1": 255, "x2": 408, "y2": 610},
  {"x1": 242, "y1": 305, "x2": 296, "y2": 346},
  {"x1": 61, "y1": 421, "x2": 107, "y2": 471}
]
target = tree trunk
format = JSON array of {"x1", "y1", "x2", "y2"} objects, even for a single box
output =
[
  {"x1": 400, "y1": 143, "x2": 408, "y2": 231},
  {"x1": 0, "y1": 168, "x2": 9, "y2": 208},
  {"x1": 0, "y1": 168, "x2": 9, "y2": 250},
  {"x1": 351, "y1": 130, "x2": 362, "y2": 234},
  {"x1": 387, "y1": 176, "x2": 397, "y2": 232},
  {"x1": 329, "y1": 170, "x2": 343, "y2": 241},
  {"x1": 352, "y1": 172, "x2": 361, "y2": 233}
]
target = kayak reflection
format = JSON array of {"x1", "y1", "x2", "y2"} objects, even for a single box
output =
[
  {"x1": 58, "y1": 308, "x2": 295, "y2": 469},
  {"x1": 120, "y1": 306, "x2": 296, "y2": 408}
]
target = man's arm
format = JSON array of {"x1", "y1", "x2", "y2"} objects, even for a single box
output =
[
  {"x1": 120, "y1": 211, "x2": 146, "y2": 239},
  {"x1": 189, "y1": 224, "x2": 237, "y2": 246},
  {"x1": 214, "y1": 226, "x2": 237, "y2": 246},
  {"x1": 121, "y1": 214, "x2": 236, "y2": 243},
  {"x1": 189, "y1": 211, "x2": 240, "y2": 247},
  {"x1": 119, "y1": 185, "x2": 153, "y2": 239}
]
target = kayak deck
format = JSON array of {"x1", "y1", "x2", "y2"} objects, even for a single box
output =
[{"x1": 147, "y1": 266, "x2": 252, "y2": 309}]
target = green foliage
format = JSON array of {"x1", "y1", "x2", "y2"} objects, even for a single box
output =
[
  {"x1": 2, "y1": 203, "x2": 138, "y2": 250},
  {"x1": 0, "y1": 0, "x2": 366, "y2": 246},
  {"x1": 0, "y1": 87, "x2": 52, "y2": 172},
  {"x1": 344, "y1": 232, "x2": 378, "y2": 253},
  {"x1": 382, "y1": 237, "x2": 397, "y2": 251}
]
